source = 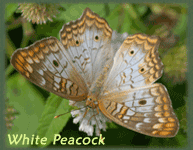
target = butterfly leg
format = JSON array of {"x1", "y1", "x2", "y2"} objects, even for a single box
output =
[
  {"x1": 87, "y1": 106, "x2": 100, "y2": 124},
  {"x1": 92, "y1": 107, "x2": 101, "y2": 135},
  {"x1": 88, "y1": 107, "x2": 102, "y2": 135},
  {"x1": 83, "y1": 107, "x2": 90, "y2": 118}
]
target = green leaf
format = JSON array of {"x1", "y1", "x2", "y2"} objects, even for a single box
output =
[
  {"x1": 36, "y1": 21, "x2": 64, "y2": 39},
  {"x1": 162, "y1": 44, "x2": 187, "y2": 84},
  {"x1": 108, "y1": 3, "x2": 119, "y2": 12},
  {"x1": 37, "y1": 93, "x2": 71, "y2": 147},
  {"x1": 172, "y1": 14, "x2": 187, "y2": 36},
  {"x1": 5, "y1": 3, "x2": 18, "y2": 21},
  {"x1": 6, "y1": 74, "x2": 45, "y2": 147},
  {"x1": 106, "y1": 122, "x2": 118, "y2": 129},
  {"x1": 149, "y1": 137, "x2": 180, "y2": 147},
  {"x1": 21, "y1": 21, "x2": 35, "y2": 48},
  {"x1": 124, "y1": 4, "x2": 147, "y2": 32},
  {"x1": 5, "y1": 64, "x2": 14, "y2": 77},
  {"x1": 105, "y1": 5, "x2": 121, "y2": 30},
  {"x1": 106, "y1": 15, "x2": 119, "y2": 31},
  {"x1": 6, "y1": 35, "x2": 16, "y2": 58},
  {"x1": 135, "y1": 4, "x2": 148, "y2": 16},
  {"x1": 176, "y1": 102, "x2": 187, "y2": 133},
  {"x1": 121, "y1": 9, "x2": 132, "y2": 33},
  {"x1": 58, "y1": 4, "x2": 105, "y2": 22},
  {"x1": 175, "y1": 133, "x2": 188, "y2": 147}
]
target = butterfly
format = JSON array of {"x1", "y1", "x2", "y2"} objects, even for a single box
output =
[{"x1": 11, "y1": 7, "x2": 179, "y2": 137}]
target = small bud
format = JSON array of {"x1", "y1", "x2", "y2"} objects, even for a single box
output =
[{"x1": 18, "y1": 3, "x2": 61, "y2": 24}]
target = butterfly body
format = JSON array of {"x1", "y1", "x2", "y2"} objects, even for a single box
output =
[{"x1": 11, "y1": 7, "x2": 179, "y2": 137}]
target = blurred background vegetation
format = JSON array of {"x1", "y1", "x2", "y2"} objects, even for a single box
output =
[{"x1": 5, "y1": 3, "x2": 187, "y2": 148}]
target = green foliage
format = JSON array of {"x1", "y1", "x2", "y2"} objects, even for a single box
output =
[
  {"x1": 58, "y1": 4, "x2": 106, "y2": 22},
  {"x1": 6, "y1": 3, "x2": 187, "y2": 147},
  {"x1": 106, "y1": 122, "x2": 118, "y2": 129},
  {"x1": 6, "y1": 74, "x2": 45, "y2": 147},
  {"x1": 37, "y1": 93, "x2": 71, "y2": 147},
  {"x1": 5, "y1": 3, "x2": 18, "y2": 21},
  {"x1": 162, "y1": 44, "x2": 187, "y2": 84}
]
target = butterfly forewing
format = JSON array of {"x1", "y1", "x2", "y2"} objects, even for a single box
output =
[
  {"x1": 11, "y1": 37, "x2": 88, "y2": 101},
  {"x1": 99, "y1": 83, "x2": 179, "y2": 137},
  {"x1": 59, "y1": 8, "x2": 114, "y2": 89}
]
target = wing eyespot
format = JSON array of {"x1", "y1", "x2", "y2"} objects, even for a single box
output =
[
  {"x1": 94, "y1": 35, "x2": 99, "y2": 41},
  {"x1": 53, "y1": 60, "x2": 59, "y2": 67},
  {"x1": 75, "y1": 40, "x2": 80, "y2": 46},
  {"x1": 138, "y1": 99, "x2": 147, "y2": 105},
  {"x1": 129, "y1": 50, "x2": 135, "y2": 56},
  {"x1": 139, "y1": 67, "x2": 145, "y2": 73}
]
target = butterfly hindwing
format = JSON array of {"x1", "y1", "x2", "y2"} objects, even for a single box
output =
[
  {"x1": 11, "y1": 37, "x2": 88, "y2": 101},
  {"x1": 102, "y1": 34, "x2": 164, "y2": 94},
  {"x1": 99, "y1": 83, "x2": 179, "y2": 137}
]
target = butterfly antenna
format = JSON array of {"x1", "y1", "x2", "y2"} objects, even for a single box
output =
[
  {"x1": 54, "y1": 112, "x2": 70, "y2": 118},
  {"x1": 54, "y1": 106, "x2": 87, "y2": 118}
]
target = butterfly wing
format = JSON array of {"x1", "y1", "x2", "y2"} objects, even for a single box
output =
[
  {"x1": 60, "y1": 8, "x2": 114, "y2": 88},
  {"x1": 99, "y1": 33, "x2": 179, "y2": 137},
  {"x1": 111, "y1": 30, "x2": 129, "y2": 54},
  {"x1": 102, "y1": 33, "x2": 163, "y2": 94},
  {"x1": 11, "y1": 8, "x2": 114, "y2": 101},
  {"x1": 11, "y1": 37, "x2": 88, "y2": 101},
  {"x1": 99, "y1": 83, "x2": 179, "y2": 137}
]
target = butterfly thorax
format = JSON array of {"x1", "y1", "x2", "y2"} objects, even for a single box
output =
[
  {"x1": 88, "y1": 61, "x2": 113, "y2": 99},
  {"x1": 86, "y1": 96, "x2": 98, "y2": 109}
]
